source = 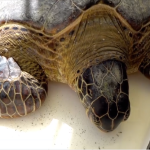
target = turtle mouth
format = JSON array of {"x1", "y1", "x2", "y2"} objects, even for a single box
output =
[{"x1": 97, "y1": 125, "x2": 114, "y2": 133}]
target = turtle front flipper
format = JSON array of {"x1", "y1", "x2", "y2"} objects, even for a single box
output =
[
  {"x1": 0, "y1": 56, "x2": 48, "y2": 118},
  {"x1": 76, "y1": 60, "x2": 130, "y2": 132}
]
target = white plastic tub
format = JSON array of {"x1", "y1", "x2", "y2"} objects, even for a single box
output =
[{"x1": 0, "y1": 71, "x2": 149, "y2": 149}]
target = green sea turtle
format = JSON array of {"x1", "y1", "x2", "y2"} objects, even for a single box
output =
[{"x1": 0, "y1": 0, "x2": 149, "y2": 132}]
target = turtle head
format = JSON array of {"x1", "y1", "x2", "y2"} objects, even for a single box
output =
[{"x1": 76, "y1": 59, "x2": 130, "y2": 132}]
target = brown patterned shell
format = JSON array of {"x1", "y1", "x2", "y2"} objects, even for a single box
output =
[
  {"x1": 0, "y1": 0, "x2": 100, "y2": 35},
  {"x1": 0, "y1": 0, "x2": 150, "y2": 35},
  {"x1": 102, "y1": 0, "x2": 150, "y2": 31}
]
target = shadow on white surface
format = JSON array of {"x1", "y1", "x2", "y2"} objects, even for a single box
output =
[{"x1": 0, "y1": 71, "x2": 150, "y2": 149}]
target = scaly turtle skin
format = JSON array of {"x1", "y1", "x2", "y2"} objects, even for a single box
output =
[{"x1": 0, "y1": 0, "x2": 149, "y2": 132}]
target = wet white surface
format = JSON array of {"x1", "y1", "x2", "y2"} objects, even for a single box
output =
[{"x1": 0, "y1": 71, "x2": 150, "y2": 149}]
